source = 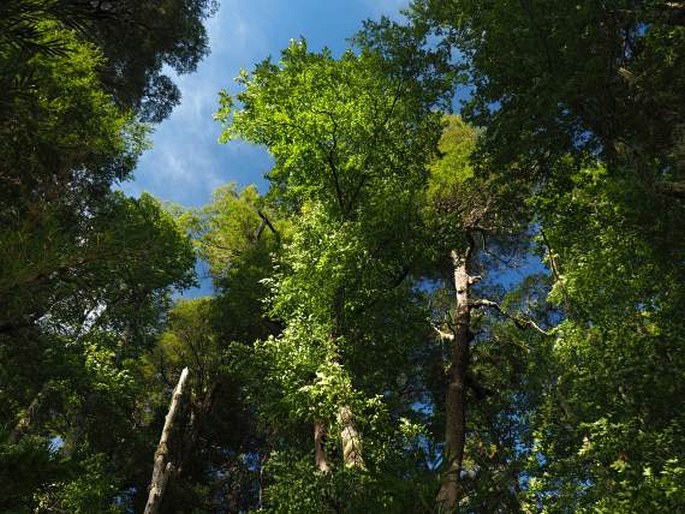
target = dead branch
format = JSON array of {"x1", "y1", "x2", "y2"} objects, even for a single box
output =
[{"x1": 472, "y1": 299, "x2": 553, "y2": 336}]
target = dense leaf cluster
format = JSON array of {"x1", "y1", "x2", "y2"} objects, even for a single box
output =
[
  {"x1": 2, "y1": 1, "x2": 684, "y2": 513},
  {"x1": 0, "y1": 2, "x2": 210, "y2": 512}
]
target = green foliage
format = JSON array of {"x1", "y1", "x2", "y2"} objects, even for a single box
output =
[
  {"x1": 412, "y1": 0, "x2": 685, "y2": 183},
  {"x1": 3, "y1": 0, "x2": 684, "y2": 511},
  {"x1": 215, "y1": 36, "x2": 452, "y2": 510},
  {"x1": 140, "y1": 290, "x2": 272, "y2": 511},
  {"x1": 263, "y1": 451, "x2": 433, "y2": 514},
  {"x1": 34, "y1": 455, "x2": 125, "y2": 514},
  {"x1": 0, "y1": 434, "x2": 65, "y2": 513},
  {"x1": 408, "y1": 2, "x2": 685, "y2": 510},
  {"x1": 1, "y1": 192, "x2": 196, "y2": 339},
  {"x1": 175, "y1": 182, "x2": 283, "y2": 345},
  {"x1": 428, "y1": 115, "x2": 476, "y2": 195},
  {"x1": 0, "y1": 5, "x2": 202, "y2": 510},
  {"x1": 0, "y1": 0, "x2": 218, "y2": 122},
  {"x1": 517, "y1": 161, "x2": 685, "y2": 510},
  {"x1": 85, "y1": 0, "x2": 218, "y2": 122},
  {"x1": 217, "y1": 38, "x2": 446, "y2": 220},
  {"x1": 0, "y1": 21, "x2": 145, "y2": 219}
]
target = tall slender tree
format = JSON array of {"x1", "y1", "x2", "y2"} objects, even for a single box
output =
[
  {"x1": 410, "y1": 1, "x2": 685, "y2": 510},
  {"x1": 216, "y1": 36, "x2": 451, "y2": 510}
]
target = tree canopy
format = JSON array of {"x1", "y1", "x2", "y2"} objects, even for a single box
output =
[{"x1": 2, "y1": 1, "x2": 684, "y2": 512}]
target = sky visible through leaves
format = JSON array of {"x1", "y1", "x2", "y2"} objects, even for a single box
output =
[{"x1": 122, "y1": 0, "x2": 409, "y2": 208}]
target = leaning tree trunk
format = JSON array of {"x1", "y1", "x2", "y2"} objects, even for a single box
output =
[
  {"x1": 437, "y1": 245, "x2": 474, "y2": 511},
  {"x1": 313, "y1": 404, "x2": 365, "y2": 472},
  {"x1": 144, "y1": 367, "x2": 189, "y2": 514}
]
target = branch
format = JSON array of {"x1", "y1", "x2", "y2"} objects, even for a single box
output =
[
  {"x1": 322, "y1": 116, "x2": 345, "y2": 215},
  {"x1": 201, "y1": 239, "x2": 241, "y2": 255},
  {"x1": 540, "y1": 228, "x2": 576, "y2": 316},
  {"x1": 158, "y1": 354, "x2": 173, "y2": 389},
  {"x1": 465, "y1": 230, "x2": 477, "y2": 261},
  {"x1": 347, "y1": 76, "x2": 404, "y2": 212},
  {"x1": 472, "y1": 299, "x2": 553, "y2": 336},
  {"x1": 278, "y1": 118, "x2": 345, "y2": 215},
  {"x1": 253, "y1": 219, "x2": 267, "y2": 241},
  {"x1": 654, "y1": 180, "x2": 685, "y2": 199},
  {"x1": 431, "y1": 323, "x2": 454, "y2": 341},
  {"x1": 539, "y1": 229, "x2": 561, "y2": 281},
  {"x1": 257, "y1": 211, "x2": 280, "y2": 237},
  {"x1": 609, "y1": 5, "x2": 685, "y2": 37},
  {"x1": 354, "y1": 265, "x2": 410, "y2": 316},
  {"x1": 183, "y1": 332, "x2": 204, "y2": 392}
]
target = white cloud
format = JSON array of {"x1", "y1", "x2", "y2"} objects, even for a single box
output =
[{"x1": 128, "y1": 0, "x2": 409, "y2": 208}]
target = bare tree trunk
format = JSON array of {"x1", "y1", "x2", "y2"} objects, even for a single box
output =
[
  {"x1": 339, "y1": 406, "x2": 365, "y2": 469},
  {"x1": 314, "y1": 419, "x2": 332, "y2": 473},
  {"x1": 144, "y1": 367, "x2": 189, "y2": 514},
  {"x1": 437, "y1": 246, "x2": 474, "y2": 511}
]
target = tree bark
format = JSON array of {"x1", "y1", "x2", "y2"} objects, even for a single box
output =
[
  {"x1": 437, "y1": 246, "x2": 474, "y2": 511},
  {"x1": 338, "y1": 406, "x2": 365, "y2": 469},
  {"x1": 323, "y1": 321, "x2": 365, "y2": 470},
  {"x1": 314, "y1": 419, "x2": 332, "y2": 473},
  {"x1": 8, "y1": 382, "x2": 51, "y2": 444},
  {"x1": 144, "y1": 367, "x2": 189, "y2": 514}
]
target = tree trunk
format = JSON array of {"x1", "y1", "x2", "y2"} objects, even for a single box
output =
[
  {"x1": 144, "y1": 367, "x2": 189, "y2": 514},
  {"x1": 338, "y1": 406, "x2": 365, "y2": 469},
  {"x1": 437, "y1": 247, "x2": 473, "y2": 511},
  {"x1": 314, "y1": 419, "x2": 332, "y2": 473},
  {"x1": 258, "y1": 451, "x2": 268, "y2": 508},
  {"x1": 324, "y1": 321, "x2": 365, "y2": 470},
  {"x1": 8, "y1": 382, "x2": 51, "y2": 444}
]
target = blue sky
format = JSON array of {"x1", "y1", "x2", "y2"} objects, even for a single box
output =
[{"x1": 122, "y1": 0, "x2": 409, "y2": 208}]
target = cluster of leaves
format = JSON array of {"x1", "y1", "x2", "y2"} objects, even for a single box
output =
[
  {"x1": 214, "y1": 36, "x2": 453, "y2": 509},
  {"x1": 194, "y1": 3, "x2": 685, "y2": 511},
  {"x1": 0, "y1": 0, "x2": 217, "y2": 122},
  {"x1": 3, "y1": 0, "x2": 685, "y2": 512},
  {"x1": 0, "y1": 1, "x2": 212, "y2": 512},
  {"x1": 410, "y1": 0, "x2": 685, "y2": 510}
]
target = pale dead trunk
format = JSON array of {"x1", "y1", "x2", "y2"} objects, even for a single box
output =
[
  {"x1": 144, "y1": 367, "x2": 189, "y2": 514},
  {"x1": 338, "y1": 406, "x2": 365, "y2": 469},
  {"x1": 437, "y1": 247, "x2": 473, "y2": 511},
  {"x1": 314, "y1": 419, "x2": 332, "y2": 473}
]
